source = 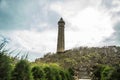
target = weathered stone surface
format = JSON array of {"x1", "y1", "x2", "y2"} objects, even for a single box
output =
[{"x1": 57, "y1": 18, "x2": 65, "y2": 53}]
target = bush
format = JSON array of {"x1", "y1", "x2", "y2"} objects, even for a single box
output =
[
  {"x1": 50, "y1": 67, "x2": 61, "y2": 80},
  {"x1": 108, "y1": 66, "x2": 120, "y2": 80},
  {"x1": 92, "y1": 65, "x2": 105, "y2": 80},
  {"x1": 0, "y1": 51, "x2": 13, "y2": 80},
  {"x1": 11, "y1": 59, "x2": 33, "y2": 80},
  {"x1": 32, "y1": 66, "x2": 45, "y2": 80},
  {"x1": 65, "y1": 71, "x2": 74, "y2": 80},
  {"x1": 92, "y1": 65, "x2": 120, "y2": 80},
  {"x1": 44, "y1": 66, "x2": 55, "y2": 80},
  {"x1": 32, "y1": 63, "x2": 74, "y2": 80},
  {"x1": 68, "y1": 67, "x2": 74, "y2": 80},
  {"x1": 59, "y1": 70, "x2": 67, "y2": 80},
  {"x1": 101, "y1": 66, "x2": 113, "y2": 80}
]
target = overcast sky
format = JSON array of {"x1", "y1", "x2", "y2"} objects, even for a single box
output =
[{"x1": 0, "y1": 0, "x2": 120, "y2": 61}]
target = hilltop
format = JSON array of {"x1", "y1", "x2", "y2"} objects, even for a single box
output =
[{"x1": 35, "y1": 46, "x2": 120, "y2": 79}]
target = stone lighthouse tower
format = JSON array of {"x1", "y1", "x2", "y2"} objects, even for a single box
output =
[{"x1": 57, "y1": 18, "x2": 65, "y2": 53}]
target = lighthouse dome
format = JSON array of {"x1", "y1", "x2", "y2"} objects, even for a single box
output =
[{"x1": 58, "y1": 17, "x2": 65, "y2": 24}]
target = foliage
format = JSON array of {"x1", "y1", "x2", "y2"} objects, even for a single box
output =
[
  {"x1": 92, "y1": 64, "x2": 120, "y2": 80},
  {"x1": 59, "y1": 70, "x2": 67, "y2": 80},
  {"x1": 36, "y1": 46, "x2": 120, "y2": 78},
  {"x1": 68, "y1": 67, "x2": 74, "y2": 76},
  {"x1": 0, "y1": 51, "x2": 13, "y2": 80},
  {"x1": 68, "y1": 67, "x2": 74, "y2": 80},
  {"x1": 0, "y1": 40, "x2": 74, "y2": 80},
  {"x1": 32, "y1": 63, "x2": 74, "y2": 80},
  {"x1": 92, "y1": 65, "x2": 105, "y2": 80},
  {"x1": 32, "y1": 66, "x2": 45, "y2": 80},
  {"x1": 44, "y1": 66, "x2": 54, "y2": 80},
  {"x1": 0, "y1": 42, "x2": 13, "y2": 80},
  {"x1": 107, "y1": 66, "x2": 120, "y2": 80},
  {"x1": 101, "y1": 66, "x2": 113, "y2": 80},
  {"x1": 11, "y1": 59, "x2": 33, "y2": 80}
]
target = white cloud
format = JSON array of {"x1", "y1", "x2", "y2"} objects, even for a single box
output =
[
  {"x1": 50, "y1": 0, "x2": 115, "y2": 48},
  {"x1": 8, "y1": 29, "x2": 57, "y2": 59},
  {"x1": 0, "y1": 29, "x2": 57, "y2": 61},
  {"x1": 50, "y1": 0, "x2": 102, "y2": 17},
  {"x1": 103, "y1": 0, "x2": 120, "y2": 21}
]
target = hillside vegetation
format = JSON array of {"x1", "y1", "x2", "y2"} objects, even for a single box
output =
[
  {"x1": 35, "y1": 46, "x2": 120, "y2": 79},
  {"x1": 0, "y1": 42, "x2": 74, "y2": 80}
]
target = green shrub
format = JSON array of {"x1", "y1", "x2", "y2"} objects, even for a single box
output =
[
  {"x1": 92, "y1": 65, "x2": 120, "y2": 80},
  {"x1": 108, "y1": 66, "x2": 120, "y2": 80},
  {"x1": 68, "y1": 67, "x2": 74, "y2": 80},
  {"x1": 48, "y1": 67, "x2": 60, "y2": 80},
  {"x1": 44, "y1": 66, "x2": 55, "y2": 80},
  {"x1": 59, "y1": 70, "x2": 67, "y2": 80},
  {"x1": 0, "y1": 52, "x2": 13, "y2": 80},
  {"x1": 65, "y1": 70, "x2": 74, "y2": 80},
  {"x1": 32, "y1": 66, "x2": 45, "y2": 80},
  {"x1": 38, "y1": 63, "x2": 74, "y2": 80},
  {"x1": 59, "y1": 69, "x2": 74, "y2": 80},
  {"x1": 11, "y1": 59, "x2": 33, "y2": 80},
  {"x1": 101, "y1": 66, "x2": 113, "y2": 80},
  {"x1": 92, "y1": 65, "x2": 105, "y2": 80}
]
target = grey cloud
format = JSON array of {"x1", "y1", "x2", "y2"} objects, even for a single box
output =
[
  {"x1": 102, "y1": 0, "x2": 120, "y2": 15},
  {"x1": 102, "y1": 0, "x2": 114, "y2": 9},
  {"x1": 104, "y1": 22, "x2": 120, "y2": 45},
  {"x1": 101, "y1": 0, "x2": 120, "y2": 45},
  {"x1": 0, "y1": 0, "x2": 61, "y2": 31},
  {"x1": 113, "y1": 22, "x2": 120, "y2": 42}
]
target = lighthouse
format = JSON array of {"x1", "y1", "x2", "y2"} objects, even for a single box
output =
[{"x1": 57, "y1": 18, "x2": 65, "y2": 53}]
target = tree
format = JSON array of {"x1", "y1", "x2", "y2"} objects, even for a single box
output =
[{"x1": 12, "y1": 59, "x2": 33, "y2": 80}]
